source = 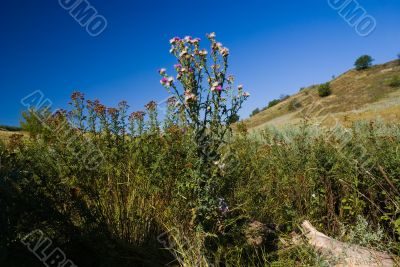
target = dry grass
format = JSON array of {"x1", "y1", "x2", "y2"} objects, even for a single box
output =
[
  {"x1": 0, "y1": 130, "x2": 27, "y2": 143},
  {"x1": 245, "y1": 60, "x2": 400, "y2": 130}
]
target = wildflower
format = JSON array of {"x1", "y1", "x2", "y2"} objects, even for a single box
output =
[
  {"x1": 184, "y1": 90, "x2": 196, "y2": 102},
  {"x1": 207, "y1": 32, "x2": 216, "y2": 39},
  {"x1": 169, "y1": 37, "x2": 180, "y2": 44},
  {"x1": 129, "y1": 111, "x2": 145, "y2": 121},
  {"x1": 107, "y1": 107, "x2": 118, "y2": 116},
  {"x1": 190, "y1": 38, "x2": 201, "y2": 44},
  {"x1": 184, "y1": 36, "x2": 192, "y2": 42},
  {"x1": 167, "y1": 96, "x2": 177, "y2": 106},
  {"x1": 158, "y1": 68, "x2": 167, "y2": 75},
  {"x1": 179, "y1": 50, "x2": 188, "y2": 58},
  {"x1": 211, "y1": 82, "x2": 222, "y2": 92},
  {"x1": 218, "y1": 197, "x2": 229, "y2": 216},
  {"x1": 243, "y1": 92, "x2": 250, "y2": 97},
  {"x1": 174, "y1": 64, "x2": 182, "y2": 70},
  {"x1": 71, "y1": 91, "x2": 84, "y2": 101},
  {"x1": 238, "y1": 84, "x2": 243, "y2": 90},
  {"x1": 214, "y1": 160, "x2": 226, "y2": 170},
  {"x1": 198, "y1": 49, "x2": 208, "y2": 57},
  {"x1": 94, "y1": 102, "x2": 106, "y2": 115},
  {"x1": 145, "y1": 101, "x2": 157, "y2": 110},
  {"x1": 118, "y1": 100, "x2": 129, "y2": 110},
  {"x1": 86, "y1": 99, "x2": 94, "y2": 108},
  {"x1": 160, "y1": 76, "x2": 174, "y2": 88},
  {"x1": 212, "y1": 42, "x2": 222, "y2": 51},
  {"x1": 220, "y1": 47, "x2": 229, "y2": 57}
]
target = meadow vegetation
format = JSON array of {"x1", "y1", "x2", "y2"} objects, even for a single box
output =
[{"x1": 1, "y1": 35, "x2": 399, "y2": 266}]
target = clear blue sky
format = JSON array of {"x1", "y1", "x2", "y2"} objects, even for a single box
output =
[{"x1": 1, "y1": 0, "x2": 399, "y2": 126}]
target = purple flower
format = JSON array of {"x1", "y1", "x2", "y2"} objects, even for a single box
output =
[
  {"x1": 218, "y1": 198, "x2": 229, "y2": 216},
  {"x1": 169, "y1": 37, "x2": 180, "y2": 44}
]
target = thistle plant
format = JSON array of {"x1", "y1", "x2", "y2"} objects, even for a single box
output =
[{"x1": 159, "y1": 33, "x2": 250, "y2": 230}]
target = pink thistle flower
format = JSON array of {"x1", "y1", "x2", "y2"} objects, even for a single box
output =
[
  {"x1": 184, "y1": 90, "x2": 196, "y2": 102},
  {"x1": 211, "y1": 82, "x2": 222, "y2": 92},
  {"x1": 220, "y1": 47, "x2": 230, "y2": 57},
  {"x1": 169, "y1": 37, "x2": 180, "y2": 44},
  {"x1": 190, "y1": 38, "x2": 201, "y2": 44},
  {"x1": 198, "y1": 49, "x2": 208, "y2": 56},
  {"x1": 159, "y1": 68, "x2": 167, "y2": 75},
  {"x1": 160, "y1": 76, "x2": 174, "y2": 88},
  {"x1": 160, "y1": 77, "x2": 168, "y2": 85},
  {"x1": 207, "y1": 32, "x2": 216, "y2": 39},
  {"x1": 184, "y1": 36, "x2": 192, "y2": 42}
]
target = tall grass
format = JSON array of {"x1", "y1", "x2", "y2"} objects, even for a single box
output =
[{"x1": 1, "y1": 96, "x2": 399, "y2": 266}]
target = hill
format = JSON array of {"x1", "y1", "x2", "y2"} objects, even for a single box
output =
[{"x1": 244, "y1": 60, "x2": 400, "y2": 130}]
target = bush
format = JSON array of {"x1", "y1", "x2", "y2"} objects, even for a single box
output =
[
  {"x1": 267, "y1": 99, "x2": 281, "y2": 108},
  {"x1": 0, "y1": 125, "x2": 22, "y2": 131},
  {"x1": 318, "y1": 82, "x2": 332, "y2": 97},
  {"x1": 288, "y1": 99, "x2": 302, "y2": 111},
  {"x1": 279, "y1": 94, "x2": 290, "y2": 101},
  {"x1": 354, "y1": 55, "x2": 373, "y2": 70},
  {"x1": 250, "y1": 108, "x2": 260, "y2": 117},
  {"x1": 387, "y1": 75, "x2": 400, "y2": 87}
]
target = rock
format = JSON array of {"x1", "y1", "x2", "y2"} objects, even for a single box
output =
[
  {"x1": 244, "y1": 220, "x2": 277, "y2": 248},
  {"x1": 300, "y1": 220, "x2": 396, "y2": 267}
]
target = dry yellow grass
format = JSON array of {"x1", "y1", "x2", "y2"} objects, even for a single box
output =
[
  {"x1": 0, "y1": 130, "x2": 27, "y2": 143},
  {"x1": 244, "y1": 60, "x2": 400, "y2": 130}
]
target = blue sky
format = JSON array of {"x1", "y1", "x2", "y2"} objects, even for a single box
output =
[{"x1": 1, "y1": 0, "x2": 399, "y2": 126}]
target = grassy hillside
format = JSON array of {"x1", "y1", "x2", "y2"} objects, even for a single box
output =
[
  {"x1": 0, "y1": 127, "x2": 26, "y2": 143},
  {"x1": 245, "y1": 60, "x2": 400, "y2": 130}
]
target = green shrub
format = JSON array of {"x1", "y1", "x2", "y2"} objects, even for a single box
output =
[
  {"x1": 318, "y1": 82, "x2": 332, "y2": 97},
  {"x1": 288, "y1": 99, "x2": 302, "y2": 111},
  {"x1": 354, "y1": 55, "x2": 374, "y2": 70},
  {"x1": 250, "y1": 108, "x2": 260, "y2": 117},
  {"x1": 386, "y1": 75, "x2": 400, "y2": 87},
  {"x1": 0, "y1": 125, "x2": 22, "y2": 131},
  {"x1": 267, "y1": 99, "x2": 281, "y2": 108}
]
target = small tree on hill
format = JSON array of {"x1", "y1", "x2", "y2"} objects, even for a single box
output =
[
  {"x1": 318, "y1": 82, "x2": 332, "y2": 97},
  {"x1": 354, "y1": 55, "x2": 373, "y2": 70}
]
